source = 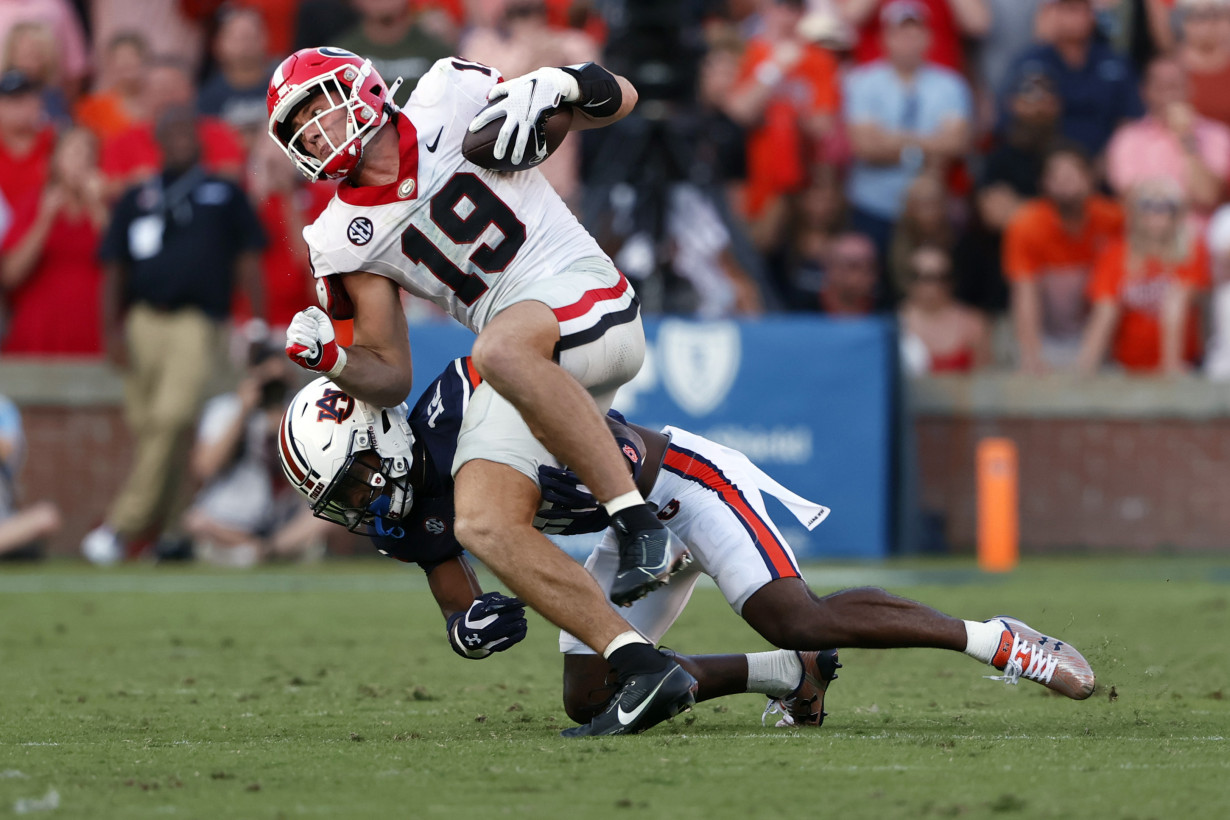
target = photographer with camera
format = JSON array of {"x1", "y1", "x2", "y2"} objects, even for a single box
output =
[{"x1": 182, "y1": 345, "x2": 329, "y2": 567}]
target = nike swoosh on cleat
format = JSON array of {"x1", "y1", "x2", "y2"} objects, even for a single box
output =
[
  {"x1": 617, "y1": 669, "x2": 676, "y2": 726},
  {"x1": 582, "y1": 97, "x2": 612, "y2": 109},
  {"x1": 425, "y1": 127, "x2": 443, "y2": 153}
]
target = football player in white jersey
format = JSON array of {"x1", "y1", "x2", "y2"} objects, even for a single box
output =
[
  {"x1": 277, "y1": 362, "x2": 1098, "y2": 736},
  {"x1": 265, "y1": 48, "x2": 695, "y2": 731}
]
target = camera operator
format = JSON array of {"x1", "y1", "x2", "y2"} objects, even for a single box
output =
[
  {"x1": 583, "y1": 0, "x2": 767, "y2": 312},
  {"x1": 182, "y1": 344, "x2": 328, "y2": 567}
]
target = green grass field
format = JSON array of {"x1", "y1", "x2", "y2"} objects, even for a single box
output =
[{"x1": 2, "y1": 557, "x2": 1229, "y2": 819}]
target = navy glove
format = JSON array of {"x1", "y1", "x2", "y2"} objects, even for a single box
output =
[
  {"x1": 446, "y1": 592, "x2": 528, "y2": 660},
  {"x1": 537, "y1": 464, "x2": 600, "y2": 520}
]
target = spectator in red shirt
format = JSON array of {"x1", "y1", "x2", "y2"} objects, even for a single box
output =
[
  {"x1": 1077, "y1": 178, "x2": 1211, "y2": 374},
  {"x1": 838, "y1": 0, "x2": 991, "y2": 72},
  {"x1": 1, "y1": 126, "x2": 108, "y2": 356},
  {"x1": 0, "y1": 69, "x2": 53, "y2": 208},
  {"x1": 240, "y1": 135, "x2": 335, "y2": 330},
  {"x1": 99, "y1": 58, "x2": 245, "y2": 201}
]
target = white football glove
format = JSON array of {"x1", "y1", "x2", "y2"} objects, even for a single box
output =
[
  {"x1": 467, "y1": 67, "x2": 580, "y2": 166},
  {"x1": 285, "y1": 306, "x2": 347, "y2": 378}
]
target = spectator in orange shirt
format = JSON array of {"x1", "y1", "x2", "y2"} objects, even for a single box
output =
[
  {"x1": 99, "y1": 58, "x2": 245, "y2": 201},
  {"x1": 1077, "y1": 179, "x2": 1211, "y2": 374},
  {"x1": 729, "y1": 0, "x2": 840, "y2": 252},
  {"x1": 74, "y1": 32, "x2": 150, "y2": 143},
  {"x1": 1003, "y1": 142, "x2": 1123, "y2": 373}
]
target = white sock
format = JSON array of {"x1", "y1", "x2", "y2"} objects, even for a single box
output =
[
  {"x1": 745, "y1": 650, "x2": 803, "y2": 697},
  {"x1": 603, "y1": 490, "x2": 644, "y2": 517},
  {"x1": 602, "y1": 630, "x2": 650, "y2": 659},
  {"x1": 963, "y1": 619, "x2": 1007, "y2": 664}
]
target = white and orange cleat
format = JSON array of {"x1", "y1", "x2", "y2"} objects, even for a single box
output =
[
  {"x1": 986, "y1": 617, "x2": 1096, "y2": 700},
  {"x1": 764, "y1": 649, "x2": 841, "y2": 727}
]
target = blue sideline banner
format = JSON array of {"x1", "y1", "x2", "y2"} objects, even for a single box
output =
[{"x1": 405, "y1": 316, "x2": 896, "y2": 561}]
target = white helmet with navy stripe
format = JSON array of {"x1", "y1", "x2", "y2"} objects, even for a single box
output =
[{"x1": 279, "y1": 377, "x2": 415, "y2": 532}]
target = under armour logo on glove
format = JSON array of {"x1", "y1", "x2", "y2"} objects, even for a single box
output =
[{"x1": 446, "y1": 592, "x2": 528, "y2": 660}]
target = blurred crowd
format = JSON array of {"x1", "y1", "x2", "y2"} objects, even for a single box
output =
[{"x1": 4, "y1": 0, "x2": 1230, "y2": 561}]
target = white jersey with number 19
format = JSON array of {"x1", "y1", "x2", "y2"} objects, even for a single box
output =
[{"x1": 302, "y1": 57, "x2": 611, "y2": 333}]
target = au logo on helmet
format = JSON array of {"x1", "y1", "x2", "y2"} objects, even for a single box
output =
[{"x1": 315, "y1": 388, "x2": 355, "y2": 423}]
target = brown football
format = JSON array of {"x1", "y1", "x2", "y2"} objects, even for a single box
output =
[{"x1": 462, "y1": 103, "x2": 574, "y2": 172}]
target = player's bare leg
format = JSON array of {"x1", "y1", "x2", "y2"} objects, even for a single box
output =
[
  {"x1": 469, "y1": 302, "x2": 638, "y2": 503},
  {"x1": 471, "y1": 300, "x2": 680, "y2": 606},
  {"x1": 453, "y1": 459, "x2": 630, "y2": 647},
  {"x1": 739, "y1": 580, "x2": 968, "y2": 651},
  {"x1": 455, "y1": 458, "x2": 698, "y2": 735}
]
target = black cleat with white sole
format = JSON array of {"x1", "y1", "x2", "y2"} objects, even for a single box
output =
[
  {"x1": 609, "y1": 524, "x2": 681, "y2": 607},
  {"x1": 561, "y1": 662, "x2": 698, "y2": 737}
]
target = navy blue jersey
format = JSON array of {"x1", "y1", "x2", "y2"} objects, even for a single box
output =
[
  {"x1": 370, "y1": 357, "x2": 479, "y2": 573},
  {"x1": 370, "y1": 357, "x2": 644, "y2": 569}
]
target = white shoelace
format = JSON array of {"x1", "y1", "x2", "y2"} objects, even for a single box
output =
[
  {"x1": 762, "y1": 698, "x2": 795, "y2": 727},
  {"x1": 985, "y1": 632, "x2": 1060, "y2": 686}
]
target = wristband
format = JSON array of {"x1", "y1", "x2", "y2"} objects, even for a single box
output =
[
  {"x1": 325, "y1": 345, "x2": 348, "y2": 380},
  {"x1": 560, "y1": 62, "x2": 622, "y2": 118}
]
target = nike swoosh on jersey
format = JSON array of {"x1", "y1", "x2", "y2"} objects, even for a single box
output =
[
  {"x1": 616, "y1": 669, "x2": 676, "y2": 726},
  {"x1": 425, "y1": 127, "x2": 443, "y2": 152},
  {"x1": 582, "y1": 98, "x2": 612, "y2": 109}
]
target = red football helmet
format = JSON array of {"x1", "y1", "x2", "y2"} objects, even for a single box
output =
[{"x1": 266, "y1": 47, "x2": 401, "y2": 180}]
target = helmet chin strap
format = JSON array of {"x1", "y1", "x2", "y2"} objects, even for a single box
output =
[{"x1": 367, "y1": 495, "x2": 405, "y2": 540}]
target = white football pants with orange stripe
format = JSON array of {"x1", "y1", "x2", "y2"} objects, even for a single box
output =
[{"x1": 559, "y1": 426, "x2": 829, "y2": 654}]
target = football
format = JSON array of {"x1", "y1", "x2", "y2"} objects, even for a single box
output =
[{"x1": 462, "y1": 103, "x2": 574, "y2": 172}]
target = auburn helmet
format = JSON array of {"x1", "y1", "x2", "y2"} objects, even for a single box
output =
[
  {"x1": 266, "y1": 46, "x2": 401, "y2": 180},
  {"x1": 279, "y1": 377, "x2": 415, "y2": 533}
]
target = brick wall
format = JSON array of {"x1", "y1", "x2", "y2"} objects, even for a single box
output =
[
  {"x1": 10, "y1": 364, "x2": 1230, "y2": 556},
  {"x1": 916, "y1": 416, "x2": 1230, "y2": 553},
  {"x1": 19, "y1": 405, "x2": 131, "y2": 553}
]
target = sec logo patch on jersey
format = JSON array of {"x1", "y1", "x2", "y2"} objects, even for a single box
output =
[
  {"x1": 347, "y1": 217, "x2": 374, "y2": 245},
  {"x1": 424, "y1": 517, "x2": 447, "y2": 535}
]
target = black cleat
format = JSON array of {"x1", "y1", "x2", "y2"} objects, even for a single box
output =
[
  {"x1": 610, "y1": 525, "x2": 686, "y2": 607},
  {"x1": 561, "y1": 661, "x2": 698, "y2": 737}
]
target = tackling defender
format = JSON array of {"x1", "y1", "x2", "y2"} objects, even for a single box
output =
[
  {"x1": 266, "y1": 50, "x2": 693, "y2": 727},
  {"x1": 279, "y1": 359, "x2": 1097, "y2": 735}
]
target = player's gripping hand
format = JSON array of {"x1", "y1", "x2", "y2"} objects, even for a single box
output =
[
  {"x1": 468, "y1": 67, "x2": 579, "y2": 166},
  {"x1": 446, "y1": 592, "x2": 528, "y2": 660},
  {"x1": 285, "y1": 306, "x2": 347, "y2": 378},
  {"x1": 537, "y1": 464, "x2": 599, "y2": 521}
]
